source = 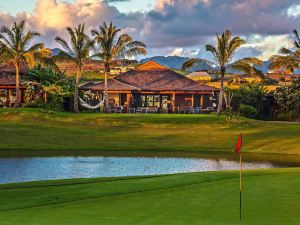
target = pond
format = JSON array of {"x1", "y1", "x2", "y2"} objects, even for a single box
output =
[{"x1": 0, "y1": 155, "x2": 290, "y2": 184}]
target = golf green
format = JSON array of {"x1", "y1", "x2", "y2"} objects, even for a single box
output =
[{"x1": 0, "y1": 168, "x2": 299, "y2": 225}]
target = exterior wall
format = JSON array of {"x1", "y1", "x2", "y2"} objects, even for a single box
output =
[{"x1": 175, "y1": 94, "x2": 193, "y2": 107}]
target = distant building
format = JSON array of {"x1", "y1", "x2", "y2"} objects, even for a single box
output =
[
  {"x1": 186, "y1": 71, "x2": 212, "y2": 81},
  {"x1": 266, "y1": 72, "x2": 296, "y2": 82},
  {"x1": 0, "y1": 63, "x2": 28, "y2": 107}
]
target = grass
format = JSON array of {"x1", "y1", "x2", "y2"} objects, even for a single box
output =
[
  {"x1": 0, "y1": 168, "x2": 299, "y2": 225},
  {"x1": 0, "y1": 108, "x2": 300, "y2": 155}
]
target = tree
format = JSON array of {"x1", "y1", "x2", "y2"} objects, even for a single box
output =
[
  {"x1": 26, "y1": 65, "x2": 74, "y2": 97},
  {"x1": 269, "y1": 30, "x2": 300, "y2": 73},
  {"x1": 235, "y1": 83, "x2": 268, "y2": 119},
  {"x1": 0, "y1": 21, "x2": 56, "y2": 107},
  {"x1": 182, "y1": 30, "x2": 263, "y2": 115},
  {"x1": 274, "y1": 77, "x2": 300, "y2": 120},
  {"x1": 91, "y1": 22, "x2": 147, "y2": 111},
  {"x1": 55, "y1": 24, "x2": 93, "y2": 113},
  {"x1": 223, "y1": 86, "x2": 235, "y2": 109}
]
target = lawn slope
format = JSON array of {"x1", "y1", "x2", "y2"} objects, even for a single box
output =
[
  {"x1": 0, "y1": 108, "x2": 300, "y2": 155},
  {"x1": 0, "y1": 168, "x2": 299, "y2": 225}
]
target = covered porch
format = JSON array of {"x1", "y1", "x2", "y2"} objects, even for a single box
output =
[
  {"x1": 80, "y1": 89, "x2": 217, "y2": 114},
  {"x1": 129, "y1": 91, "x2": 217, "y2": 113},
  {"x1": 0, "y1": 86, "x2": 25, "y2": 107}
]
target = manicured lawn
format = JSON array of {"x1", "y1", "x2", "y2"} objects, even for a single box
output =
[
  {"x1": 0, "y1": 108, "x2": 300, "y2": 155},
  {"x1": 0, "y1": 168, "x2": 299, "y2": 225}
]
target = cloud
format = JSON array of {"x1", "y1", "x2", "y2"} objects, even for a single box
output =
[
  {"x1": 0, "y1": 0, "x2": 300, "y2": 60},
  {"x1": 242, "y1": 34, "x2": 294, "y2": 60},
  {"x1": 0, "y1": 0, "x2": 144, "y2": 48},
  {"x1": 145, "y1": 0, "x2": 300, "y2": 48}
]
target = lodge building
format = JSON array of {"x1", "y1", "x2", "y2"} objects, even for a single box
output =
[
  {"x1": 80, "y1": 61, "x2": 219, "y2": 113},
  {"x1": 0, "y1": 63, "x2": 27, "y2": 107}
]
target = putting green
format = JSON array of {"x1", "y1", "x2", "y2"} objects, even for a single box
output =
[{"x1": 0, "y1": 168, "x2": 299, "y2": 225}]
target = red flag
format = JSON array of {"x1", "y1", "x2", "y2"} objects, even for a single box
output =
[{"x1": 235, "y1": 133, "x2": 243, "y2": 155}]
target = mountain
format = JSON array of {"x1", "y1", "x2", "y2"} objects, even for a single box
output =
[
  {"x1": 141, "y1": 56, "x2": 189, "y2": 69},
  {"x1": 255, "y1": 61, "x2": 271, "y2": 73},
  {"x1": 51, "y1": 48, "x2": 62, "y2": 56},
  {"x1": 140, "y1": 56, "x2": 215, "y2": 71},
  {"x1": 141, "y1": 57, "x2": 293, "y2": 74}
]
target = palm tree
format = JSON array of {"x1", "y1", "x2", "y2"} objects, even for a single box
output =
[
  {"x1": 0, "y1": 20, "x2": 56, "y2": 107},
  {"x1": 182, "y1": 30, "x2": 263, "y2": 115},
  {"x1": 91, "y1": 22, "x2": 147, "y2": 111},
  {"x1": 55, "y1": 24, "x2": 93, "y2": 113},
  {"x1": 269, "y1": 29, "x2": 300, "y2": 73}
]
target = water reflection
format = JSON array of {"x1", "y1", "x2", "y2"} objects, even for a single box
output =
[{"x1": 0, "y1": 156, "x2": 279, "y2": 184}]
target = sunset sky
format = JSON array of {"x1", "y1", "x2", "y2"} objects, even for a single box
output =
[{"x1": 1, "y1": 0, "x2": 300, "y2": 60}]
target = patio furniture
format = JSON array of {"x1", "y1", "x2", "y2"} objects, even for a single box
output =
[
  {"x1": 115, "y1": 106, "x2": 123, "y2": 113},
  {"x1": 203, "y1": 107, "x2": 214, "y2": 113},
  {"x1": 136, "y1": 107, "x2": 142, "y2": 113},
  {"x1": 182, "y1": 106, "x2": 193, "y2": 114},
  {"x1": 192, "y1": 107, "x2": 201, "y2": 114},
  {"x1": 146, "y1": 107, "x2": 159, "y2": 114},
  {"x1": 128, "y1": 108, "x2": 136, "y2": 114},
  {"x1": 160, "y1": 108, "x2": 169, "y2": 114}
]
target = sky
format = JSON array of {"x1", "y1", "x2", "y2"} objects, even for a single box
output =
[{"x1": 1, "y1": 0, "x2": 300, "y2": 60}]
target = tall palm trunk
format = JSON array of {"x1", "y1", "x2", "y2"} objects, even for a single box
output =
[
  {"x1": 74, "y1": 69, "x2": 81, "y2": 113},
  {"x1": 104, "y1": 63, "x2": 110, "y2": 112},
  {"x1": 14, "y1": 62, "x2": 21, "y2": 108},
  {"x1": 217, "y1": 67, "x2": 225, "y2": 116}
]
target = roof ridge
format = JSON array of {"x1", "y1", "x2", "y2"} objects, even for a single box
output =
[
  {"x1": 111, "y1": 78, "x2": 140, "y2": 90},
  {"x1": 135, "y1": 60, "x2": 171, "y2": 71}
]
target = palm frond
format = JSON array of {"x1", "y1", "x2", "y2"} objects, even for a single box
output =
[
  {"x1": 55, "y1": 37, "x2": 74, "y2": 56},
  {"x1": 269, "y1": 54, "x2": 299, "y2": 73},
  {"x1": 182, "y1": 58, "x2": 216, "y2": 70},
  {"x1": 25, "y1": 43, "x2": 44, "y2": 53},
  {"x1": 293, "y1": 29, "x2": 300, "y2": 48},
  {"x1": 92, "y1": 22, "x2": 146, "y2": 66},
  {"x1": 228, "y1": 57, "x2": 264, "y2": 79},
  {"x1": 280, "y1": 47, "x2": 295, "y2": 56}
]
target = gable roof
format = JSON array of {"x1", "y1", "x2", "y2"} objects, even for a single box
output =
[
  {"x1": 0, "y1": 74, "x2": 25, "y2": 87},
  {"x1": 0, "y1": 63, "x2": 28, "y2": 75},
  {"x1": 80, "y1": 79, "x2": 140, "y2": 91},
  {"x1": 80, "y1": 60, "x2": 218, "y2": 92},
  {"x1": 135, "y1": 60, "x2": 169, "y2": 71}
]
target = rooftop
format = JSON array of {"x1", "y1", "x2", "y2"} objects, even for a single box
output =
[{"x1": 81, "y1": 60, "x2": 218, "y2": 92}]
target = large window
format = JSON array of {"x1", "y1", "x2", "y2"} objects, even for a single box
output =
[
  {"x1": 140, "y1": 94, "x2": 170, "y2": 108},
  {"x1": 161, "y1": 95, "x2": 169, "y2": 109}
]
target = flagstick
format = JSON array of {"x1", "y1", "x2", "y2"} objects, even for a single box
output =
[{"x1": 239, "y1": 152, "x2": 243, "y2": 221}]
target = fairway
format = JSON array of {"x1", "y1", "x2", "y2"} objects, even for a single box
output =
[
  {"x1": 0, "y1": 108, "x2": 300, "y2": 155},
  {"x1": 0, "y1": 168, "x2": 299, "y2": 225}
]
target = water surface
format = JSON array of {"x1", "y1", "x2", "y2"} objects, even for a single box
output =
[{"x1": 0, "y1": 156, "x2": 280, "y2": 184}]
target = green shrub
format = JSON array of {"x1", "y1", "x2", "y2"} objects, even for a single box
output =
[
  {"x1": 25, "y1": 95, "x2": 63, "y2": 112},
  {"x1": 238, "y1": 104, "x2": 258, "y2": 119},
  {"x1": 224, "y1": 108, "x2": 240, "y2": 121},
  {"x1": 276, "y1": 112, "x2": 297, "y2": 121}
]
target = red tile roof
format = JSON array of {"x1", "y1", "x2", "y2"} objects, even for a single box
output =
[
  {"x1": 81, "y1": 79, "x2": 140, "y2": 91},
  {"x1": 0, "y1": 74, "x2": 25, "y2": 87},
  {"x1": 80, "y1": 60, "x2": 218, "y2": 92},
  {"x1": 0, "y1": 63, "x2": 28, "y2": 74}
]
